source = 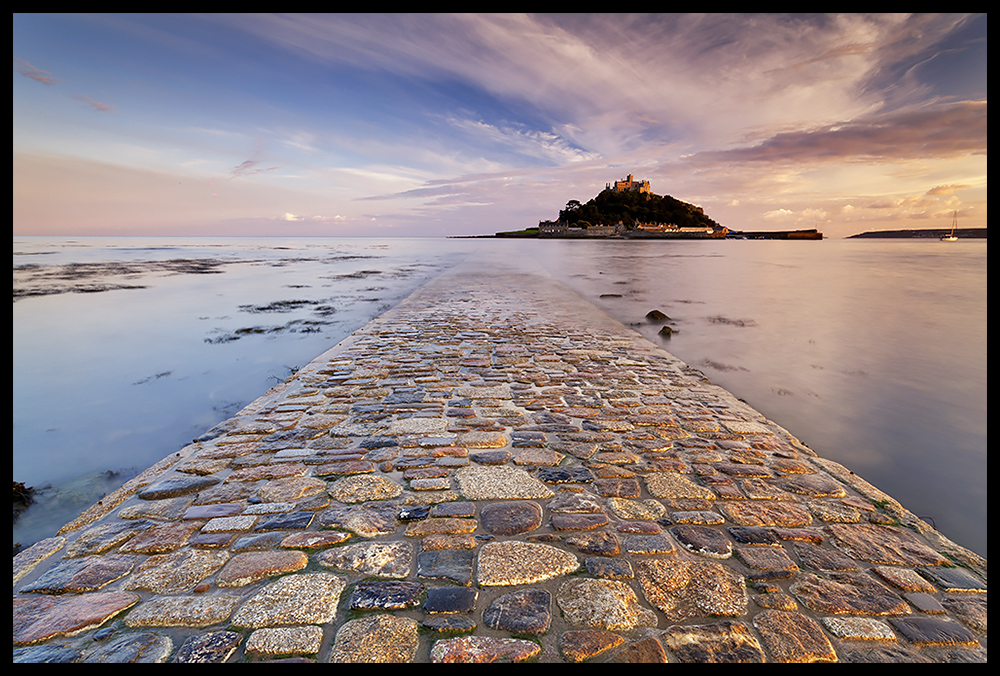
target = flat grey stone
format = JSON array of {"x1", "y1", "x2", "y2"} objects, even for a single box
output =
[
  {"x1": 13, "y1": 645, "x2": 84, "y2": 663},
  {"x1": 423, "y1": 586, "x2": 478, "y2": 614},
  {"x1": 418, "y1": 549, "x2": 475, "y2": 586},
  {"x1": 671, "y1": 524, "x2": 732, "y2": 559},
  {"x1": 19, "y1": 554, "x2": 137, "y2": 593},
  {"x1": 173, "y1": 631, "x2": 243, "y2": 663},
  {"x1": 81, "y1": 632, "x2": 173, "y2": 663},
  {"x1": 138, "y1": 475, "x2": 220, "y2": 500},
  {"x1": 889, "y1": 616, "x2": 980, "y2": 646},
  {"x1": 317, "y1": 541, "x2": 413, "y2": 578},
  {"x1": 479, "y1": 501, "x2": 543, "y2": 535},
  {"x1": 483, "y1": 589, "x2": 551, "y2": 635},
  {"x1": 350, "y1": 580, "x2": 424, "y2": 610}
]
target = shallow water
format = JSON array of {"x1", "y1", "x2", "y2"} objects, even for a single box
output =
[
  {"x1": 13, "y1": 237, "x2": 474, "y2": 548},
  {"x1": 13, "y1": 236, "x2": 987, "y2": 558},
  {"x1": 523, "y1": 238, "x2": 988, "y2": 558}
]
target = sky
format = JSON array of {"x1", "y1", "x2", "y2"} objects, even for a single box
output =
[{"x1": 13, "y1": 13, "x2": 988, "y2": 238}]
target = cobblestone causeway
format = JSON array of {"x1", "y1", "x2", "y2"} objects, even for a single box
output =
[{"x1": 13, "y1": 256, "x2": 987, "y2": 662}]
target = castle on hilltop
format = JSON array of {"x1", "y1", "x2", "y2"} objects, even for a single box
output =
[{"x1": 608, "y1": 173, "x2": 651, "y2": 194}]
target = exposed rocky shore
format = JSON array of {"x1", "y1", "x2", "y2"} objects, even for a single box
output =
[{"x1": 13, "y1": 256, "x2": 986, "y2": 663}]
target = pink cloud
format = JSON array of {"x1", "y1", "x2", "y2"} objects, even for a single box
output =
[
  {"x1": 72, "y1": 94, "x2": 114, "y2": 112},
  {"x1": 13, "y1": 57, "x2": 57, "y2": 85},
  {"x1": 230, "y1": 159, "x2": 281, "y2": 178},
  {"x1": 690, "y1": 100, "x2": 986, "y2": 166}
]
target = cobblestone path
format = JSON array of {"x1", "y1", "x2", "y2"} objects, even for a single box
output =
[{"x1": 13, "y1": 256, "x2": 987, "y2": 662}]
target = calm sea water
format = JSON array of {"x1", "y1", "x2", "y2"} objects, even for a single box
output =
[{"x1": 13, "y1": 236, "x2": 987, "y2": 558}]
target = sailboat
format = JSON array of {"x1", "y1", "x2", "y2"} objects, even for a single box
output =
[{"x1": 941, "y1": 211, "x2": 959, "y2": 241}]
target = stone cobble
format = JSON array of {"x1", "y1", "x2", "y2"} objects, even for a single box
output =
[{"x1": 12, "y1": 259, "x2": 987, "y2": 662}]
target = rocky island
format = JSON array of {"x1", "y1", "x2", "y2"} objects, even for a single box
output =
[
  {"x1": 498, "y1": 175, "x2": 821, "y2": 239},
  {"x1": 497, "y1": 175, "x2": 728, "y2": 239}
]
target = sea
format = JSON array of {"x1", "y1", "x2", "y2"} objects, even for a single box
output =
[{"x1": 12, "y1": 235, "x2": 987, "y2": 559}]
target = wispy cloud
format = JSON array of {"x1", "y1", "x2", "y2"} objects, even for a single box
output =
[
  {"x1": 72, "y1": 94, "x2": 114, "y2": 112},
  {"x1": 230, "y1": 159, "x2": 282, "y2": 179},
  {"x1": 13, "y1": 56, "x2": 57, "y2": 85},
  {"x1": 689, "y1": 100, "x2": 986, "y2": 166}
]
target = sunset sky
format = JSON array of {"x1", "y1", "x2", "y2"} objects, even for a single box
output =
[{"x1": 13, "y1": 14, "x2": 987, "y2": 239}]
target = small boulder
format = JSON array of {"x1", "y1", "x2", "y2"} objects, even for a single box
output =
[{"x1": 646, "y1": 310, "x2": 670, "y2": 323}]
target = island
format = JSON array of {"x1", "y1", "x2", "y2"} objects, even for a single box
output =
[
  {"x1": 496, "y1": 175, "x2": 822, "y2": 239},
  {"x1": 847, "y1": 228, "x2": 986, "y2": 239}
]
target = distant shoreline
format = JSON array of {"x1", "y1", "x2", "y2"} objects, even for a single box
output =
[
  {"x1": 452, "y1": 227, "x2": 988, "y2": 240},
  {"x1": 481, "y1": 227, "x2": 824, "y2": 240},
  {"x1": 847, "y1": 227, "x2": 987, "y2": 239}
]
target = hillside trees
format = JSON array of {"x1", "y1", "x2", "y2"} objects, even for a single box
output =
[{"x1": 557, "y1": 189, "x2": 721, "y2": 230}]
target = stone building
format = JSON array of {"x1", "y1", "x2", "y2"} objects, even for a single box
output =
[{"x1": 608, "y1": 174, "x2": 651, "y2": 194}]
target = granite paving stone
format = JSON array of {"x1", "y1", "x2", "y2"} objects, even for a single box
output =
[
  {"x1": 559, "y1": 629, "x2": 625, "y2": 662},
  {"x1": 80, "y1": 631, "x2": 173, "y2": 663},
  {"x1": 482, "y1": 588, "x2": 552, "y2": 634},
  {"x1": 123, "y1": 549, "x2": 230, "y2": 594},
  {"x1": 124, "y1": 593, "x2": 242, "y2": 628},
  {"x1": 12, "y1": 257, "x2": 985, "y2": 663},
  {"x1": 330, "y1": 614, "x2": 420, "y2": 663},
  {"x1": 19, "y1": 554, "x2": 138, "y2": 594},
  {"x1": 316, "y1": 541, "x2": 413, "y2": 578},
  {"x1": 477, "y1": 540, "x2": 580, "y2": 586},
  {"x1": 350, "y1": 580, "x2": 424, "y2": 610},
  {"x1": 556, "y1": 577, "x2": 658, "y2": 631},
  {"x1": 13, "y1": 592, "x2": 140, "y2": 646},
  {"x1": 245, "y1": 626, "x2": 324, "y2": 657},
  {"x1": 231, "y1": 573, "x2": 346, "y2": 628},
  {"x1": 430, "y1": 635, "x2": 541, "y2": 663},
  {"x1": 215, "y1": 550, "x2": 308, "y2": 587},
  {"x1": 660, "y1": 621, "x2": 767, "y2": 663}
]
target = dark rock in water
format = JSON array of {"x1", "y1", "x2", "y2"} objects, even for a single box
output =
[
  {"x1": 646, "y1": 310, "x2": 671, "y2": 322},
  {"x1": 14, "y1": 481, "x2": 35, "y2": 519},
  {"x1": 658, "y1": 326, "x2": 675, "y2": 338}
]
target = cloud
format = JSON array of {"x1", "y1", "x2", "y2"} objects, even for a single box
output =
[
  {"x1": 73, "y1": 94, "x2": 114, "y2": 112},
  {"x1": 445, "y1": 115, "x2": 600, "y2": 165},
  {"x1": 762, "y1": 208, "x2": 795, "y2": 221},
  {"x1": 690, "y1": 100, "x2": 986, "y2": 167},
  {"x1": 926, "y1": 183, "x2": 970, "y2": 196},
  {"x1": 230, "y1": 159, "x2": 281, "y2": 179},
  {"x1": 13, "y1": 56, "x2": 57, "y2": 85}
]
